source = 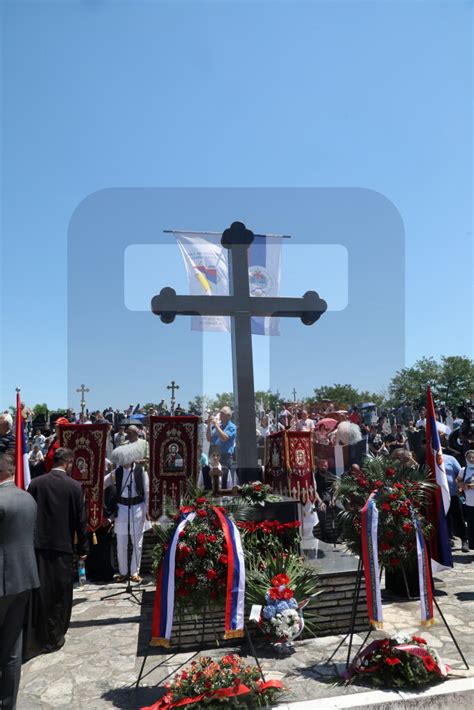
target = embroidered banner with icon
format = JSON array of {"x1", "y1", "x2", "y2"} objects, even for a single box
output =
[
  {"x1": 59, "y1": 423, "x2": 108, "y2": 535},
  {"x1": 148, "y1": 416, "x2": 199, "y2": 520}
]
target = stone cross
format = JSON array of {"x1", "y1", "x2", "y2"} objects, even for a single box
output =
[
  {"x1": 76, "y1": 384, "x2": 90, "y2": 420},
  {"x1": 152, "y1": 221, "x2": 327, "y2": 482},
  {"x1": 166, "y1": 380, "x2": 180, "y2": 415},
  {"x1": 292, "y1": 388, "x2": 297, "y2": 403}
]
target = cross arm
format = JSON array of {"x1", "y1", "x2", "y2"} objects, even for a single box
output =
[{"x1": 151, "y1": 287, "x2": 327, "y2": 325}]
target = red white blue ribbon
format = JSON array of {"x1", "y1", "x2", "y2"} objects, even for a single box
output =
[
  {"x1": 151, "y1": 511, "x2": 196, "y2": 646},
  {"x1": 213, "y1": 507, "x2": 246, "y2": 639},
  {"x1": 414, "y1": 514, "x2": 434, "y2": 626},
  {"x1": 151, "y1": 506, "x2": 245, "y2": 646},
  {"x1": 360, "y1": 494, "x2": 383, "y2": 628}
]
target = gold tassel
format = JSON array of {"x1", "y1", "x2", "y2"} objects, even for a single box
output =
[
  {"x1": 150, "y1": 637, "x2": 171, "y2": 648},
  {"x1": 74, "y1": 532, "x2": 78, "y2": 545},
  {"x1": 92, "y1": 532, "x2": 97, "y2": 545},
  {"x1": 421, "y1": 618, "x2": 435, "y2": 627},
  {"x1": 369, "y1": 619, "x2": 384, "y2": 630},
  {"x1": 223, "y1": 629, "x2": 245, "y2": 640}
]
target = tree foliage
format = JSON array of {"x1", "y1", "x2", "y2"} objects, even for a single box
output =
[{"x1": 388, "y1": 356, "x2": 473, "y2": 409}]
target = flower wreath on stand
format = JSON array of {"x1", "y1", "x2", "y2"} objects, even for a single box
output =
[
  {"x1": 337, "y1": 457, "x2": 435, "y2": 571},
  {"x1": 152, "y1": 497, "x2": 229, "y2": 612},
  {"x1": 239, "y1": 481, "x2": 276, "y2": 506},
  {"x1": 344, "y1": 633, "x2": 450, "y2": 688}
]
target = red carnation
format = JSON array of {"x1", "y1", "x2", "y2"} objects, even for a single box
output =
[
  {"x1": 197, "y1": 509, "x2": 208, "y2": 518},
  {"x1": 271, "y1": 573, "x2": 290, "y2": 587},
  {"x1": 399, "y1": 506, "x2": 410, "y2": 517},
  {"x1": 177, "y1": 587, "x2": 188, "y2": 597},
  {"x1": 175, "y1": 567, "x2": 185, "y2": 578},
  {"x1": 389, "y1": 494, "x2": 397, "y2": 501},
  {"x1": 281, "y1": 587, "x2": 294, "y2": 599},
  {"x1": 179, "y1": 530, "x2": 186, "y2": 538},
  {"x1": 394, "y1": 483, "x2": 403, "y2": 489},
  {"x1": 386, "y1": 530, "x2": 395, "y2": 540},
  {"x1": 207, "y1": 534, "x2": 218, "y2": 543},
  {"x1": 386, "y1": 468, "x2": 396, "y2": 477},
  {"x1": 381, "y1": 503, "x2": 391, "y2": 512},
  {"x1": 187, "y1": 573, "x2": 198, "y2": 586},
  {"x1": 422, "y1": 656, "x2": 437, "y2": 672},
  {"x1": 196, "y1": 497, "x2": 207, "y2": 504},
  {"x1": 196, "y1": 546, "x2": 207, "y2": 558},
  {"x1": 269, "y1": 587, "x2": 282, "y2": 600},
  {"x1": 179, "y1": 544, "x2": 191, "y2": 557},
  {"x1": 197, "y1": 533, "x2": 207, "y2": 544},
  {"x1": 385, "y1": 657, "x2": 401, "y2": 666},
  {"x1": 412, "y1": 636, "x2": 427, "y2": 645},
  {"x1": 206, "y1": 568, "x2": 217, "y2": 580},
  {"x1": 374, "y1": 480, "x2": 383, "y2": 488},
  {"x1": 381, "y1": 542, "x2": 391, "y2": 551},
  {"x1": 218, "y1": 554, "x2": 228, "y2": 565},
  {"x1": 402, "y1": 523, "x2": 412, "y2": 533}
]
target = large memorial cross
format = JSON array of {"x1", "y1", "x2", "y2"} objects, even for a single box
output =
[{"x1": 152, "y1": 221, "x2": 327, "y2": 482}]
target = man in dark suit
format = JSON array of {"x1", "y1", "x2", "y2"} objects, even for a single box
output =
[
  {"x1": 0, "y1": 444, "x2": 40, "y2": 709},
  {"x1": 26, "y1": 447, "x2": 88, "y2": 656}
]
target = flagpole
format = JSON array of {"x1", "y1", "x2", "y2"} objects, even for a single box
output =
[{"x1": 163, "y1": 230, "x2": 292, "y2": 238}]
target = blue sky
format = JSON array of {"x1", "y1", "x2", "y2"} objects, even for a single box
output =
[{"x1": 1, "y1": 0, "x2": 472, "y2": 411}]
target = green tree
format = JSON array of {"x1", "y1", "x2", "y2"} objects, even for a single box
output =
[
  {"x1": 438, "y1": 356, "x2": 474, "y2": 408},
  {"x1": 255, "y1": 390, "x2": 284, "y2": 415},
  {"x1": 313, "y1": 384, "x2": 361, "y2": 409},
  {"x1": 187, "y1": 395, "x2": 214, "y2": 415},
  {"x1": 212, "y1": 392, "x2": 234, "y2": 411},
  {"x1": 388, "y1": 357, "x2": 443, "y2": 408},
  {"x1": 32, "y1": 403, "x2": 49, "y2": 417}
]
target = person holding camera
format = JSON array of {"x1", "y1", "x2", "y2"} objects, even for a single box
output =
[{"x1": 206, "y1": 406, "x2": 236, "y2": 470}]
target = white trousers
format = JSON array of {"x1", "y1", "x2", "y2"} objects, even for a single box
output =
[{"x1": 116, "y1": 529, "x2": 144, "y2": 577}]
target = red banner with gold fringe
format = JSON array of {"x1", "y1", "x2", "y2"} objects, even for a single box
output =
[
  {"x1": 265, "y1": 430, "x2": 316, "y2": 502},
  {"x1": 58, "y1": 423, "x2": 107, "y2": 534},
  {"x1": 148, "y1": 416, "x2": 199, "y2": 520}
]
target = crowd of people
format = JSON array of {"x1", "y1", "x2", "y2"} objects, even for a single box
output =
[{"x1": 1, "y1": 396, "x2": 473, "y2": 708}]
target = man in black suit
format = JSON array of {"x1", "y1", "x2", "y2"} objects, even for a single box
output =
[
  {"x1": 26, "y1": 447, "x2": 88, "y2": 656},
  {"x1": 0, "y1": 443, "x2": 39, "y2": 709}
]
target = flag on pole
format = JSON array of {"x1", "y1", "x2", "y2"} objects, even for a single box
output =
[
  {"x1": 425, "y1": 386, "x2": 452, "y2": 572},
  {"x1": 174, "y1": 231, "x2": 282, "y2": 335},
  {"x1": 15, "y1": 391, "x2": 31, "y2": 490}
]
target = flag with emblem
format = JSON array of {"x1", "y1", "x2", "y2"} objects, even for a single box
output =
[
  {"x1": 425, "y1": 386, "x2": 452, "y2": 572},
  {"x1": 174, "y1": 231, "x2": 281, "y2": 334},
  {"x1": 15, "y1": 391, "x2": 31, "y2": 490}
]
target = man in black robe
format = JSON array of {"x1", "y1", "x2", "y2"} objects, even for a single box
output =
[{"x1": 25, "y1": 447, "x2": 88, "y2": 657}]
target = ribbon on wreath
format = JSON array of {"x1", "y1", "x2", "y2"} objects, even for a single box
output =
[
  {"x1": 150, "y1": 506, "x2": 245, "y2": 646},
  {"x1": 360, "y1": 493, "x2": 435, "y2": 628},
  {"x1": 141, "y1": 679, "x2": 284, "y2": 709},
  {"x1": 414, "y1": 514, "x2": 434, "y2": 626},
  {"x1": 360, "y1": 493, "x2": 383, "y2": 629}
]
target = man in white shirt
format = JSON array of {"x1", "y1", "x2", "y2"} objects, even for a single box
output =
[
  {"x1": 295, "y1": 410, "x2": 315, "y2": 433},
  {"x1": 105, "y1": 443, "x2": 150, "y2": 583}
]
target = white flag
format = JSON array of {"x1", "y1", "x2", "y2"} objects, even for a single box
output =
[{"x1": 174, "y1": 231, "x2": 282, "y2": 335}]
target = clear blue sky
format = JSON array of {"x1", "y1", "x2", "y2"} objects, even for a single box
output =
[{"x1": 1, "y1": 0, "x2": 472, "y2": 411}]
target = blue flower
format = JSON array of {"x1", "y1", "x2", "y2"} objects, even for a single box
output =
[
  {"x1": 265, "y1": 592, "x2": 272, "y2": 603},
  {"x1": 275, "y1": 601, "x2": 290, "y2": 614},
  {"x1": 287, "y1": 598, "x2": 298, "y2": 609},
  {"x1": 262, "y1": 605, "x2": 276, "y2": 619}
]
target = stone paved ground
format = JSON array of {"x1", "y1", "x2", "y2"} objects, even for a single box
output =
[{"x1": 18, "y1": 543, "x2": 474, "y2": 709}]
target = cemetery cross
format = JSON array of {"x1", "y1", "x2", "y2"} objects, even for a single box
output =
[{"x1": 152, "y1": 221, "x2": 327, "y2": 482}]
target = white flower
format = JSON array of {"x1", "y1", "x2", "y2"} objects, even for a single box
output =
[{"x1": 392, "y1": 632, "x2": 411, "y2": 644}]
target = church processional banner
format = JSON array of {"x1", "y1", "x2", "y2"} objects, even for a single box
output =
[
  {"x1": 264, "y1": 431, "x2": 316, "y2": 502},
  {"x1": 148, "y1": 416, "x2": 199, "y2": 520},
  {"x1": 314, "y1": 439, "x2": 368, "y2": 476},
  {"x1": 58, "y1": 423, "x2": 108, "y2": 535}
]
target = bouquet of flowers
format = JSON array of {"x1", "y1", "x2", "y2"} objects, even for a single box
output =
[
  {"x1": 141, "y1": 654, "x2": 285, "y2": 709},
  {"x1": 337, "y1": 458, "x2": 435, "y2": 569},
  {"x1": 239, "y1": 481, "x2": 274, "y2": 505},
  {"x1": 152, "y1": 498, "x2": 229, "y2": 612},
  {"x1": 246, "y1": 553, "x2": 319, "y2": 653},
  {"x1": 344, "y1": 633, "x2": 450, "y2": 688},
  {"x1": 237, "y1": 519, "x2": 301, "y2": 558}
]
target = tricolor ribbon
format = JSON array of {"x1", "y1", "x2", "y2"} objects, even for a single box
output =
[
  {"x1": 414, "y1": 514, "x2": 434, "y2": 626},
  {"x1": 360, "y1": 494, "x2": 383, "y2": 628},
  {"x1": 140, "y1": 679, "x2": 284, "y2": 709},
  {"x1": 150, "y1": 506, "x2": 245, "y2": 647},
  {"x1": 151, "y1": 512, "x2": 196, "y2": 647}
]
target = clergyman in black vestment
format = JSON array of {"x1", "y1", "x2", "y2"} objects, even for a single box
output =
[{"x1": 25, "y1": 447, "x2": 88, "y2": 658}]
